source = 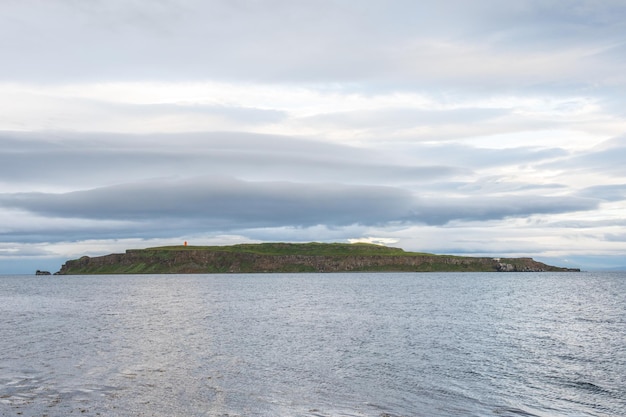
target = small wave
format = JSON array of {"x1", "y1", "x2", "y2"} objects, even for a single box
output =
[
  {"x1": 493, "y1": 406, "x2": 541, "y2": 416},
  {"x1": 547, "y1": 374, "x2": 611, "y2": 395},
  {"x1": 570, "y1": 380, "x2": 610, "y2": 394}
]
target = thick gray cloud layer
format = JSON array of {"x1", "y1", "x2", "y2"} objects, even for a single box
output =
[
  {"x1": 0, "y1": 131, "x2": 467, "y2": 188},
  {"x1": 2, "y1": 178, "x2": 412, "y2": 225},
  {"x1": 0, "y1": 175, "x2": 598, "y2": 243}
]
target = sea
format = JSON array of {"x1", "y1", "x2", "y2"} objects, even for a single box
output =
[{"x1": 0, "y1": 272, "x2": 624, "y2": 417}]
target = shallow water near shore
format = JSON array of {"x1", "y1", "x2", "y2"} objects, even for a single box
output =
[{"x1": 1, "y1": 272, "x2": 625, "y2": 417}]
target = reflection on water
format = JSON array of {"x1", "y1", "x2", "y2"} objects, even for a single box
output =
[{"x1": 1, "y1": 272, "x2": 625, "y2": 416}]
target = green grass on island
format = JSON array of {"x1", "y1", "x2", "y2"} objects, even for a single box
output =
[{"x1": 141, "y1": 242, "x2": 432, "y2": 257}]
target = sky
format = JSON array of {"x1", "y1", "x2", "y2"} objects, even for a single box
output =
[{"x1": 1, "y1": 0, "x2": 626, "y2": 273}]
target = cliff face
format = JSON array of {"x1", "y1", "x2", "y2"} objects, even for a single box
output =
[{"x1": 56, "y1": 244, "x2": 579, "y2": 274}]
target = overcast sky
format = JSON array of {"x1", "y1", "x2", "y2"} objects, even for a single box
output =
[{"x1": 1, "y1": 0, "x2": 626, "y2": 273}]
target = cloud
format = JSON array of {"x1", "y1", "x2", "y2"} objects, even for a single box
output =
[
  {"x1": 409, "y1": 195, "x2": 598, "y2": 225},
  {"x1": 0, "y1": 205, "x2": 139, "y2": 243},
  {"x1": 348, "y1": 237, "x2": 399, "y2": 246},
  {"x1": 2, "y1": 0, "x2": 625, "y2": 92},
  {"x1": 396, "y1": 143, "x2": 569, "y2": 170},
  {"x1": 0, "y1": 131, "x2": 468, "y2": 191},
  {"x1": 0, "y1": 243, "x2": 55, "y2": 257},
  {"x1": 0, "y1": 177, "x2": 600, "y2": 245},
  {"x1": 604, "y1": 233, "x2": 626, "y2": 242},
  {"x1": 302, "y1": 108, "x2": 511, "y2": 130},
  {"x1": 578, "y1": 184, "x2": 626, "y2": 202},
  {"x1": 0, "y1": 88, "x2": 286, "y2": 132},
  {"x1": 0, "y1": 177, "x2": 414, "y2": 226},
  {"x1": 540, "y1": 136, "x2": 626, "y2": 176}
]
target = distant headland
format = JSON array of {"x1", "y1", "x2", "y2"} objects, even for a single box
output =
[{"x1": 54, "y1": 242, "x2": 580, "y2": 274}]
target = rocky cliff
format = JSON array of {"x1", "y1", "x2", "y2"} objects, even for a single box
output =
[{"x1": 56, "y1": 243, "x2": 579, "y2": 274}]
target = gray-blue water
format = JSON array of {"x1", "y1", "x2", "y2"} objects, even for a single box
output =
[{"x1": 1, "y1": 272, "x2": 624, "y2": 417}]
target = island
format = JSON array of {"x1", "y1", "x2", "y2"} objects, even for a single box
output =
[{"x1": 55, "y1": 242, "x2": 580, "y2": 274}]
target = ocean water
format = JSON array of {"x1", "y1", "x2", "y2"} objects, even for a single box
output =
[{"x1": 0, "y1": 272, "x2": 624, "y2": 417}]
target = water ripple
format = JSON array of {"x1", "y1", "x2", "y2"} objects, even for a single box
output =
[{"x1": 1, "y1": 272, "x2": 625, "y2": 416}]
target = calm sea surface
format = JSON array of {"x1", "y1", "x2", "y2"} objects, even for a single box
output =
[{"x1": 1, "y1": 272, "x2": 624, "y2": 417}]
